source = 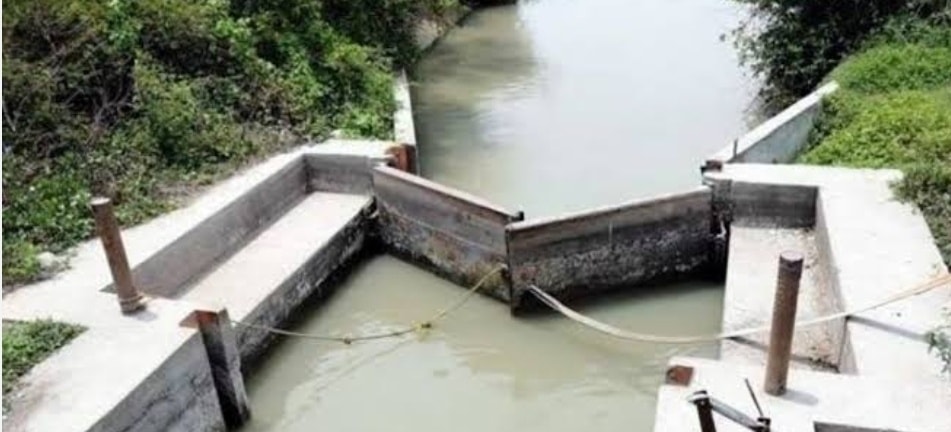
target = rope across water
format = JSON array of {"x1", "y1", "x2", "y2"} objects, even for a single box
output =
[
  {"x1": 230, "y1": 263, "x2": 949, "y2": 346},
  {"x1": 230, "y1": 265, "x2": 504, "y2": 344},
  {"x1": 526, "y1": 273, "x2": 951, "y2": 344}
]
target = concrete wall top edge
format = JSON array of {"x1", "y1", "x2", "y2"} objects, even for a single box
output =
[
  {"x1": 707, "y1": 81, "x2": 839, "y2": 164},
  {"x1": 304, "y1": 152, "x2": 388, "y2": 165},
  {"x1": 373, "y1": 165, "x2": 522, "y2": 220},
  {"x1": 508, "y1": 186, "x2": 712, "y2": 233},
  {"x1": 127, "y1": 154, "x2": 310, "y2": 297}
]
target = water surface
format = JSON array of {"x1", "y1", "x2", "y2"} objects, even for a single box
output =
[
  {"x1": 245, "y1": 1, "x2": 751, "y2": 430},
  {"x1": 245, "y1": 256, "x2": 721, "y2": 431},
  {"x1": 415, "y1": 0, "x2": 755, "y2": 215}
]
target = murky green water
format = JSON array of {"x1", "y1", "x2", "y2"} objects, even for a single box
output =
[{"x1": 245, "y1": 1, "x2": 751, "y2": 430}]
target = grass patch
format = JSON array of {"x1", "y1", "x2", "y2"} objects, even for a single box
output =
[
  {"x1": 828, "y1": 44, "x2": 951, "y2": 95},
  {"x1": 2, "y1": 320, "x2": 85, "y2": 395},
  {"x1": 801, "y1": 90, "x2": 951, "y2": 168}
]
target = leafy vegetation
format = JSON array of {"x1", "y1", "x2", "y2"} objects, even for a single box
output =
[
  {"x1": 2, "y1": 320, "x2": 85, "y2": 395},
  {"x1": 929, "y1": 320, "x2": 951, "y2": 374},
  {"x1": 2, "y1": 0, "x2": 461, "y2": 285},
  {"x1": 730, "y1": 0, "x2": 951, "y2": 110}
]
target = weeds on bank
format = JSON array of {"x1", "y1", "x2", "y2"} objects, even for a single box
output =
[
  {"x1": 2, "y1": 320, "x2": 86, "y2": 396},
  {"x1": 2, "y1": 0, "x2": 462, "y2": 285}
]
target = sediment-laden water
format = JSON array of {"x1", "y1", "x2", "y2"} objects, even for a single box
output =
[{"x1": 244, "y1": 1, "x2": 752, "y2": 430}]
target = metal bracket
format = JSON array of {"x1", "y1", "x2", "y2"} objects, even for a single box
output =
[{"x1": 687, "y1": 388, "x2": 771, "y2": 432}]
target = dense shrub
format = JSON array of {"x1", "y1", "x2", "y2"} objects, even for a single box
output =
[
  {"x1": 2, "y1": 0, "x2": 459, "y2": 285},
  {"x1": 731, "y1": 0, "x2": 951, "y2": 110},
  {"x1": 895, "y1": 164, "x2": 951, "y2": 266},
  {"x1": 828, "y1": 44, "x2": 951, "y2": 94},
  {"x1": 928, "y1": 323, "x2": 951, "y2": 374},
  {"x1": 2, "y1": 320, "x2": 85, "y2": 395},
  {"x1": 801, "y1": 90, "x2": 951, "y2": 168}
]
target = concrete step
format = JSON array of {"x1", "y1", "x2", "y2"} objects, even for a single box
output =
[
  {"x1": 181, "y1": 191, "x2": 373, "y2": 361},
  {"x1": 720, "y1": 225, "x2": 838, "y2": 371}
]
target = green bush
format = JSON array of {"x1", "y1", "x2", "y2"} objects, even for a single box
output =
[
  {"x1": 2, "y1": 0, "x2": 458, "y2": 285},
  {"x1": 801, "y1": 90, "x2": 951, "y2": 168},
  {"x1": 828, "y1": 44, "x2": 951, "y2": 94},
  {"x1": 730, "y1": 0, "x2": 951, "y2": 110},
  {"x1": 895, "y1": 164, "x2": 951, "y2": 266},
  {"x1": 928, "y1": 324, "x2": 951, "y2": 374},
  {"x1": 2, "y1": 320, "x2": 85, "y2": 395},
  {"x1": 2, "y1": 241, "x2": 41, "y2": 286}
]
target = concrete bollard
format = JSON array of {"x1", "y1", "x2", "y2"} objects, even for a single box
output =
[
  {"x1": 764, "y1": 250, "x2": 804, "y2": 395},
  {"x1": 91, "y1": 197, "x2": 146, "y2": 314}
]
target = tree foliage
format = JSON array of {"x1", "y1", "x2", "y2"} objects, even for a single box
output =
[
  {"x1": 731, "y1": 0, "x2": 951, "y2": 110},
  {"x1": 2, "y1": 0, "x2": 459, "y2": 284}
]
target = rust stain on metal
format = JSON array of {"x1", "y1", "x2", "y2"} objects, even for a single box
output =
[{"x1": 665, "y1": 365, "x2": 694, "y2": 386}]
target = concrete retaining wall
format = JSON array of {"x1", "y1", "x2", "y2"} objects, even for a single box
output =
[
  {"x1": 507, "y1": 188, "x2": 713, "y2": 309},
  {"x1": 235, "y1": 203, "x2": 372, "y2": 365},
  {"x1": 305, "y1": 153, "x2": 388, "y2": 195},
  {"x1": 373, "y1": 166, "x2": 522, "y2": 300},
  {"x1": 705, "y1": 82, "x2": 838, "y2": 168},
  {"x1": 89, "y1": 333, "x2": 225, "y2": 432},
  {"x1": 709, "y1": 178, "x2": 818, "y2": 228},
  {"x1": 813, "y1": 191, "x2": 849, "y2": 370},
  {"x1": 130, "y1": 157, "x2": 308, "y2": 298}
]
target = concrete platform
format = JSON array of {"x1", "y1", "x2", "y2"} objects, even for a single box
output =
[
  {"x1": 2, "y1": 299, "x2": 220, "y2": 432},
  {"x1": 654, "y1": 356, "x2": 951, "y2": 432},
  {"x1": 181, "y1": 192, "x2": 372, "y2": 361},
  {"x1": 1, "y1": 142, "x2": 389, "y2": 432},
  {"x1": 707, "y1": 164, "x2": 951, "y2": 382},
  {"x1": 720, "y1": 226, "x2": 838, "y2": 371}
]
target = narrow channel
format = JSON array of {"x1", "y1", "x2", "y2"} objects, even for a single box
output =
[{"x1": 244, "y1": 1, "x2": 754, "y2": 430}]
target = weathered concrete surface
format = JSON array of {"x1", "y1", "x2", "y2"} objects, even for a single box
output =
[
  {"x1": 373, "y1": 166, "x2": 522, "y2": 300},
  {"x1": 711, "y1": 180, "x2": 817, "y2": 228},
  {"x1": 507, "y1": 188, "x2": 713, "y2": 309},
  {"x1": 706, "y1": 82, "x2": 837, "y2": 168},
  {"x1": 182, "y1": 192, "x2": 373, "y2": 364},
  {"x1": 135, "y1": 157, "x2": 308, "y2": 298},
  {"x1": 720, "y1": 226, "x2": 839, "y2": 371},
  {"x1": 653, "y1": 356, "x2": 951, "y2": 432},
  {"x1": 706, "y1": 164, "x2": 951, "y2": 382},
  {"x1": 393, "y1": 70, "x2": 417, "y2": 148},
  {"x1": 305, "y1": 152, "x2": 389, "y2": 195},
  {"x1": 3, "y1": 300, "x2": 224, "y2": 432},
  {"x1": 192, "y1": 308, "x2": 251, "y2": 428}
]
